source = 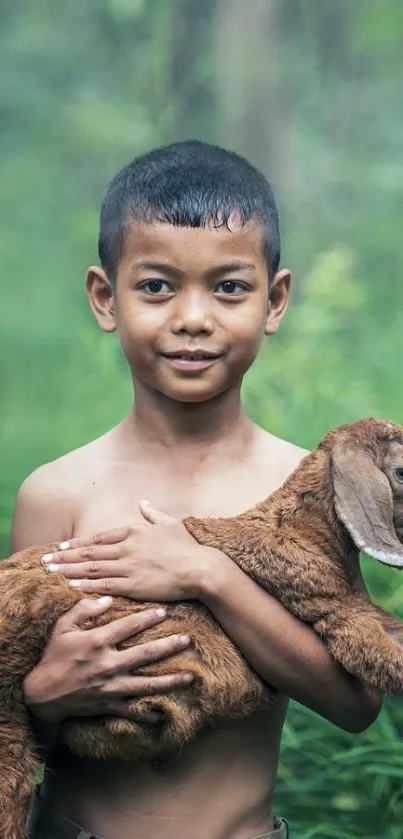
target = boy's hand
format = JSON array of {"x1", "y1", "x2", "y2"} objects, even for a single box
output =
[
  {"x1": 24, "y1": 597, "x2": 194, "y2": 728},
  {"x1": 41, "y1": 501, "x2": 217, "y2": 601}
]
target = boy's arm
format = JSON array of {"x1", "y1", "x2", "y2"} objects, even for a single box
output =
[{"x1": 196, "y1": 553, "x2": 382, "y2": 733}]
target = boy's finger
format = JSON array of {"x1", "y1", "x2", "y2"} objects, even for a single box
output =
[
  {"x1": 42, "y1": 545, "x2": 121, "y2": 565},
  {"x1": 125, "y1": 672, "x2": 195, "y2": 696},
  {"x1": 91, "y1": 607, "x2": 167, "y2": 645},
  {"x1": 55, "y1": 597, "x2": 113, "y2": 632},
  {"x1": 139, "y1": 499, "x2": 175, "y2": 525},
  {"x1": 66, "y1": 578, "x2": 136, "y2": 596},
  {"x1": 56, "y1": 526, "x2": 131, "y2": 552},
  {"x1": 44, "y1": 561, "x2": 124, "y2": 578},
  {"x1": 102, "y1": 673, "x2": 196, "y2": 701},
  {"x1": 117, "y1": 633, "x2": 191, "y2": 670}
]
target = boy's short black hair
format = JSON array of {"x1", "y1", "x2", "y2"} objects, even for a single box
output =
[{"x1": 98, "y1": 140, "x2": 281, "y2": 284}]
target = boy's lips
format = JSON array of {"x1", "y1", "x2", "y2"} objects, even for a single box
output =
[{"x1": 160, "y1": 348, "x2": 224, "y2": 373}]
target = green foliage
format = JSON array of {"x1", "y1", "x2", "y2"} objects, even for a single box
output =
[
  {"x1": 276, "y1": 700, "x2": 403, "y2": 837},
  {"x1": 1, "y1": 2, "x2": 403, "y2": 836}
]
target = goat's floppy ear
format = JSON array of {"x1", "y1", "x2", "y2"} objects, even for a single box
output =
[{"x1": 332, "y1": 443, "x2": 403, "y2": 568}]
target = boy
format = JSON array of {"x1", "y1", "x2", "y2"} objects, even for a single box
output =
[{"x1": 12, "y1": 141, "x2": 381, "y2": 839}]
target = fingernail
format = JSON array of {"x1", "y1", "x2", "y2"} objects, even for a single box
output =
[
  {"x1": 97, "y1": 596, "x2": 112, "y2": 604},
  {"x1": 179, "y1": 634, "x2": 190, "y2": 645},
  {"x1": 183, "y1": 673, "x2": 194, "y2": 683},
  {"x1": 156, "y1": 608, "x2": 166, "y2": 618},
  {"x1": 41, "y1": 553, "x2": 54, "y2": 564},
  {"x1": 47, "y1": 563, "x2": 60, "y2": 572},
  {"x1": 59, "y1": 540, "x2": 70, "y2": 550},
  {"x1": 141, "y1": 498, "x2": 151, "y2": 506},
  {"x1": 69, "y1": 580, "x2": 82, "y2": 588}
]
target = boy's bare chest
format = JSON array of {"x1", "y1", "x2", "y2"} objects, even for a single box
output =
[{"x1": 71, "y1": 457, "x2": 285, "y2": 538}]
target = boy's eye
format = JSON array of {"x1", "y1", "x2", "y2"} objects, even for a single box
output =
[
  {"x1": 139, "y1": 280, "x2": 172, "y2": 295},
  {"x1": 215, "y1": 280, "x2": 248, "y2": 296}
]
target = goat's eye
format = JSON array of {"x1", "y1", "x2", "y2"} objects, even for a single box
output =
[{"x1": 394, "y1": 467, "x2": 403, "y2": 483}]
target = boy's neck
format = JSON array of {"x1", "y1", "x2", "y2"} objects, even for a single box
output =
[{"x1": 121, "y1": 383, "x2": 257, "y2": 460}]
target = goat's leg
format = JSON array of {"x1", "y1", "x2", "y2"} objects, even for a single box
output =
[
  {"x1": 375, "y1": 606, "x2": 403, "y2": 645},
  {"x1": 0, "y1": 712, "x2": 40, "y2": 839},
  {"x1": 315, "y1": 599, "x2": 403, "y2": 694},
  {"x1": 0, "y1": 571, "x2": 77, "y2": 839},
  {"x1": 0, "y1": 624, "x2": 45, "y2": 839}
]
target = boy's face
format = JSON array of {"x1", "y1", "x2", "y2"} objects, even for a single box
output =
[{"x1": 87, "y1": 219, "x2": 290, "y2": 403}]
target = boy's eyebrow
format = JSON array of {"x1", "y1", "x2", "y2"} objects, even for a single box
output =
[
  {"x1": 132, "y1": 260, "x2": 256, "y2": 277},
  {"x1": 206, "y1": 261, "x2": 256, "y2": 277},
  {"x1": 133, "y1": 261, "x2": 186, "y2": 277}
]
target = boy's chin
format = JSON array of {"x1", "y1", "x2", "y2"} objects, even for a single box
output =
[{"x1": 156, "y1": 379, "x2": 233, "y2": 404}]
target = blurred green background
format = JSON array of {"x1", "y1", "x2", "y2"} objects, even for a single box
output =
[{"x1": 1, "y1": 1, "x2": 403, "y2": 836}]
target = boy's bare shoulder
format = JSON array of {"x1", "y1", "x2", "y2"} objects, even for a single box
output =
[
  {"x1": 20, "y1": 431, "x2": 113, "y2": 493},
  {"x1": 254, "y1": 426, "x2": 308, "y2": 486},
  {"x1": 12, "y1": 430, "x2": 116, "y2": 551}
]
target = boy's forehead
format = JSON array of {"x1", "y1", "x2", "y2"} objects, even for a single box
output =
[{"x1": 121, "y1": 219, "x2": 266, "y2": 271}]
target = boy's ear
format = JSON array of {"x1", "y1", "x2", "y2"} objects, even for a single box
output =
[
  {"x1": 86, "y1": 266, "x2": 117, "y2": 333},
  {"x1": 264, "y1": 269, "x2": 291, "y2": 336}
]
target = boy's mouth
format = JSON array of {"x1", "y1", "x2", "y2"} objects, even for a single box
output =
[
  {"x1": 160, "y1": 348, "x2": 224, "y2": 372},
  {"x1": 162, "y1": 349, "x2": 222, "y2": 360}
]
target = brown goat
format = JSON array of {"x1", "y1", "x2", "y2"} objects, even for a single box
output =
[{"x1": 1, "y1": 417, "x2": 403, "y2": 839}]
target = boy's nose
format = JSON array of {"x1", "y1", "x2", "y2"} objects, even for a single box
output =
[{"x1": 170, "y1": 290, "x2": 214, "y2": 335}]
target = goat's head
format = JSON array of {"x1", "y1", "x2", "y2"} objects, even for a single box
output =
[{"x1": 321, "y1": 418, "x2": 403, "y2": 568}]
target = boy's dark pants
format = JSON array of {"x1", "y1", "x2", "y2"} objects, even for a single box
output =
[{"x1": 27, "y1": 789, "x2": 290, "y2": 838}]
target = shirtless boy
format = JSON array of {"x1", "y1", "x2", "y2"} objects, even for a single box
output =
[{"x1": 12, "y1": 141, "x2": 382, "y2": 839}]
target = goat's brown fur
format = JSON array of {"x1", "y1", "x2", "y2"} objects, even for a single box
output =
[{"x1": 2, "y1": 418, "x2": 403, "y2": 838}]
